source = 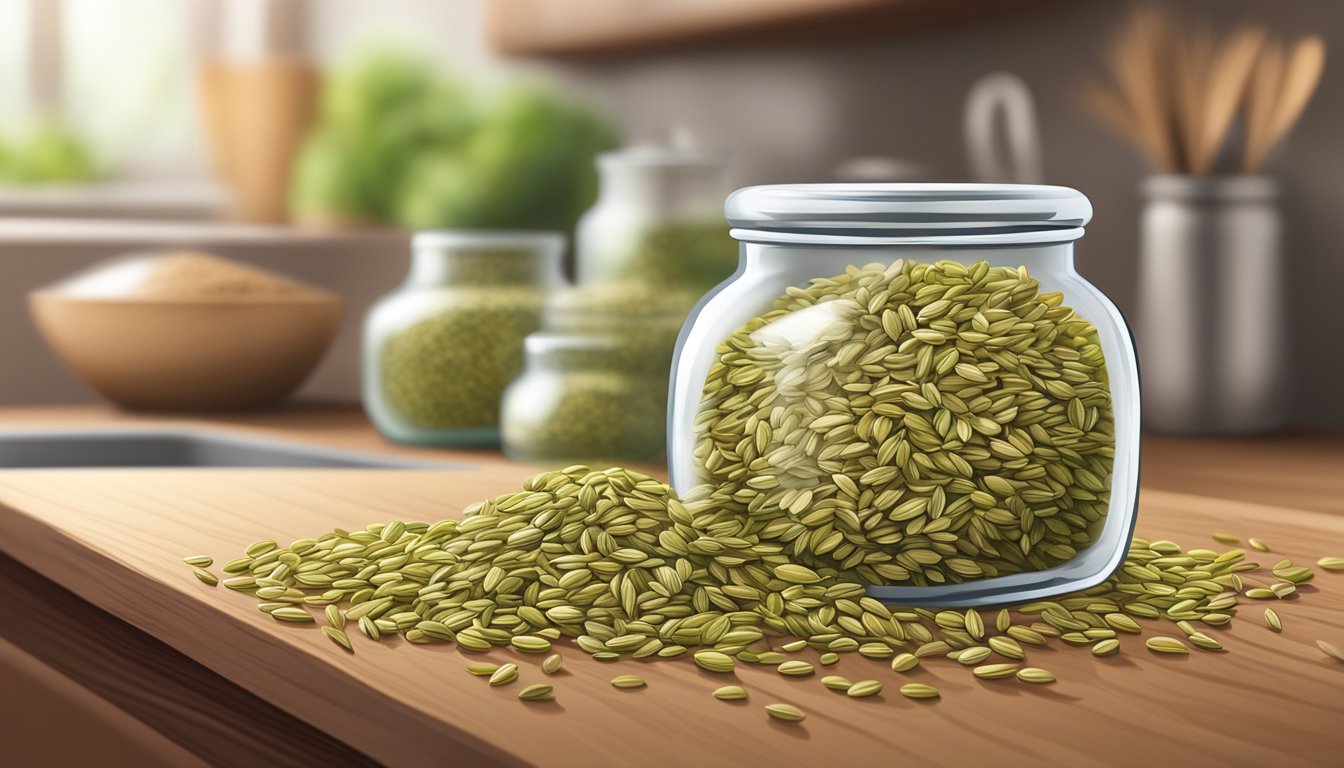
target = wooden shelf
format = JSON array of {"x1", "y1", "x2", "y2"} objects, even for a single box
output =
[{"x1": 488, "y1": 0, "x2": 1060, "y2": 57}]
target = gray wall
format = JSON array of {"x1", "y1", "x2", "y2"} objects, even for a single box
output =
[
  {"x1": 553, "y1": 1, "x2": 1341, "y2": 427},
  {"x1": 307, "y1": 0, "x2": 1344, "y2": 426}
]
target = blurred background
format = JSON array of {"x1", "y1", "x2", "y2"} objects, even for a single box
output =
[{"x1": 0, "y1": 0, "x2": 1337, "y2": 430}]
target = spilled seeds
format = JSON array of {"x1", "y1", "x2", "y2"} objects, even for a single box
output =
[{"x1": 188, "y1": 465, "x2": 1339, "y2": 715}]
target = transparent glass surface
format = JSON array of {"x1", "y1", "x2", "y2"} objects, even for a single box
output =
[
  {"x1": 576, "y1": 147, "x2": 737, "y2": 295},
  {"x1": 363, "y1": 231, "x2": 565, "y2": 447},
  {"x1": 667, "y1": 185, "x2": 1140, "y2": 607},
  {"x1": 501, "y1": 333, "x2": 669, "y2": 463}
]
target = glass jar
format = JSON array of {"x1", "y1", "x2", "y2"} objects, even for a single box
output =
[
  {"x1": 576, "y1": 146, "x2": 738, "y2": 295},
  {"x1": 668, "y1": 184, "x2": 1140, "y2": 607},
  {"x1": 364, "y1": 231, "x2": 565, "y2": 446},
  {"x1": 501, "y1": 281, "x2": 688, "y2": 462},
  {"x1": 501, "y1": 331, "x2": 670, "y2": 463}
]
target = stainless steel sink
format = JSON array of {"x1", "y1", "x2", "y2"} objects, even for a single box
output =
[{"x1": 0, "y1": 428, "x2": 454, "y2": 469}]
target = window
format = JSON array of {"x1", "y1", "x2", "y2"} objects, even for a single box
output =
[{"x1": 1, "y1": 0, "x2": 204, "y2": 180}]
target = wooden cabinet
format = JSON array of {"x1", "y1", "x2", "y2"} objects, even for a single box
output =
[{"x1": 488, "y1": 0, "x2": 1062, "y2": 57}]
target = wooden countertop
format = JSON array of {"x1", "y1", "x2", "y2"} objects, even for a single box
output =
[{"x1": 1, "y1": 405, "x2": 1343, "y2": 767}]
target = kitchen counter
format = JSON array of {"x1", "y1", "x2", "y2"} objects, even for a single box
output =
[{"x1": 1, "y1": 405, "x2": 1342, "y2": 767}]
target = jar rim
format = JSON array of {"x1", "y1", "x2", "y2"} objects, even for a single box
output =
[
  {"x1": 726, "y1": 183, "x2": 1091, "y2": 244},
  {"x1": 413, "y1": 230, "x2": 566, "y2": 252},
  {"x1": 598, "y1": 144, "x2": 724, "y2": 169},
  {"x1": 525, "y1": 332, "x2": 625, "y2": 355}
]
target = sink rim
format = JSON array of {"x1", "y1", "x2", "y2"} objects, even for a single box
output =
[{"x1": 0, "y1": 425, "x2": 461, "y2": 470}]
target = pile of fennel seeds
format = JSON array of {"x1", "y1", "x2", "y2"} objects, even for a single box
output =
[{"x1": 186, "y1": 466, "x2": 1343, "y2": 720}]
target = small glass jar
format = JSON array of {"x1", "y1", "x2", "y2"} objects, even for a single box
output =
[
  {"x1": 501, "y1": 281, "x2": 688, "y2": 463},
  {"x1": 668, "y1": 184, "x2": 1140, "y2": 606},
  {"x1": 501, "y1": 332, "x2": 670, "y2": 463},
  {"x1": 576, "y1": 145, "x2": 738, "y2": 295},
  {"x1": 364, "y1": 231, "x2": 565, "y2": 446}
]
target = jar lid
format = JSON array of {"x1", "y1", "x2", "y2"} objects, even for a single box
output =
[{"x1": 725, "y1": 183, "x2": 1091, "y2": 245}]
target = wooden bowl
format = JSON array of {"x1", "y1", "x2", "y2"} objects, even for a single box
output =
[{"x1": 29, "y1": 293, "x2": 343, "y2": 411}]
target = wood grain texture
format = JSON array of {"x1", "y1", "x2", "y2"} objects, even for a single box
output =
[
  {"x1": 0, "y1": 635, "x2": 208, "y2": 768},
  {"x1": 0, "y1": 552, "x2": 377, "y2": 768},
  {"x1": 1140, "y1": 431, "x2": 1344, "y2": 515},
  {"x1": 1, "y1": 468, "x2": 1343, "y2": 767}
]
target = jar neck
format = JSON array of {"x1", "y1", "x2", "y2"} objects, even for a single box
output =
[
  {"x1": 408, "y1": 245, "x2": 564, "y2": 288},
  {"x1": 598, "y1": 163, "x2": 726, "y2": 219},
  {"x1": 739, "y1": 240, "x2": 1077, "y2": 277},
  {"x1": 526, "y1": 332, "x2": 671, "y2": 376}
]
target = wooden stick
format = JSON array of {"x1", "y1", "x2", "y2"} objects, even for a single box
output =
[
  {"x1": 1242, "y1": 40, "x2": 1285, "y2": 173},
  {"x1": 1192, "y1": 26, "x2": 1266, "y2": 175},
  {"x1": 1174, "y1": 24, "x2": 1214, "y2": 174},
  {"x1": 1254, "y1": 35, "x2": 1326, "y2": 171}
]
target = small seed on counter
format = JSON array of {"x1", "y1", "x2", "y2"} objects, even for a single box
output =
[
  {"x1": 246, "y1": 540, "x2": 277, "y2": 558},
  {"x1": 1016, "y1": 667, "x2": 1055, "y2": 684},
  {"x1": 846, "y1": 680, "x2": 884, "y2": 698},
  {"x1": 611, "y1": 675, "x2": 646, "y2": 689},
  {"x1": 467, "y1": 664, "x2": 499, "y2": 677},
  {"x1": 1092, "y1": 639, "x2": 1121, "y2": 657},
  {"x1": 764, "y1": 703, "x2": 805, "y2": 723},
  {"x1": 542, "y1": 654, "x2": 564, "y2": 675},
  {"x1": 518, "y1": 684, "x2": 554, "y2": 702},
  {"x1": 1264, "y1": 609, "x2": 1283, "y2": 632},
  {"x1": 694, "y1": 651, "x2": 735, "y2": 673},
  {"x1": 820, "y1": 676, "x2": 853, "y2": 691},
  {"x1": 713, "y1": 686, "x2": 748, "y2": 701},
  {"x1": 777, "y1": 661, "x2": 814, "y2": 677},
  {"x1": 1188, "y1": 633, "x2": 1223, "y2": 651},
  {"x1": 1145, "y1": 637, "x2": 1189, "y2": 655},
  {"x1": 891, "y1": 653, "x2": 920, "y2": 673},
  {"x1": 322, "y1": 626, "x2": 353, "y2": 652},
  {"x1": 183, "y1": 555, "x2": 213, "y2": 568},
  {"x1": 489, "y1": 664, "x2": 519, "y2": 686},
  {"x1": 270, "y1": 606, "x2": 313, "y2": 623},
  {"x1": 899, "y1": 683, "x2": 940, "y2": 700},
  {"x1": 972, "y1": 663, "x2": 1021, "y2": 680},
  {"x1": 193, "y1": 569, "x2": 218, "y2": 587}
]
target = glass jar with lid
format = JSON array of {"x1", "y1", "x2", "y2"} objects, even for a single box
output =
[
  {"x1": 576, "y1": 145, "x2": 738, "y2": 295},
  {"x1": 668, "y1": 184, "x2": 1139, "y2": 607},
  {"x1": 501, "y1": 280, "x2": 689, "y2": 462},
  {"x1": 364, "y1": 230, "x2": 565, "y2": 446}
]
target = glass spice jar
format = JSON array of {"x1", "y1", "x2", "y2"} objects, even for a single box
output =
[
  {"x1": 668, "y1": 184, "x2": 1140, "y2": 607},
  {"x1": 363, "y1": 230, "x2": 565, "y2": 446},
  {"x1": 500, "y1": 332, "x2": 670, "y2": 464},
  {"x1": 576, "y1": 145, "x2": 738, "y2": 296},
  {"x1": 501, "y1": 281, "x2": 690, "y2": 463}
]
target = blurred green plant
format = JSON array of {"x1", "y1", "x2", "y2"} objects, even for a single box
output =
[
  {"x1": 0, "y1": 121, "x2": 99, "y2": 184},
  {"x1": 291, "y1": 48, "x2": 617, "y2": 232}
]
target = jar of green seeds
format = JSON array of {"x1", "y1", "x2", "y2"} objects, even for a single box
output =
[
  {"x1": 501, "y1": 281, "x2": 690, "y2": 462},
  {"x1": 576, "y1": 145, "x2": 738, "y2": 296},
  {"x1": 364, "y1": 231, "x2": 565, "y2": 446},
  {"x1": 668, "y1": 184, "x2": 1141, "y2": 607}
]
